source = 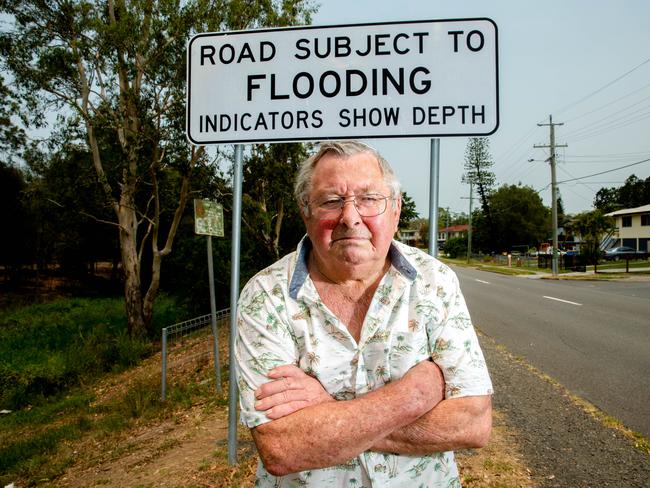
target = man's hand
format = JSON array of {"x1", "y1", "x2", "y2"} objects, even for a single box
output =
[{"x1": 254, "y1": 365, "x2": 334, "y2": 419}]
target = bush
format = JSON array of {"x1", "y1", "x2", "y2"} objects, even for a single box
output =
[{"x1": 444, "y1": 236, "x2": 468, "y2": 259}]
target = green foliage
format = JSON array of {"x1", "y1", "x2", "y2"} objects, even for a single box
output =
[
  {"x1": 473, "y1": 184, "x2": 550, "y2": 253},
  {"x1": 0, "y1": 162, "x2": 36, "y2": 277},
  {"x1": 242, "y1": 143, "x2": 309, "y2": 261},
  {"x1": 0, "y1": 75, "x2": 26, "y2": 158},
  {"x1": 0, "y1": 296, "x2": 185, "y2": 410},
  {"x1": 444, "y1": 236, "x2": 468, "y2": 259},
  {"x1": 463, "y1": 137, "x2": 496, "y2": 249},
  {"x1": 568, "y1": 210, "x2": 615, "y2": 264},
  {"x1": 398, "y1": 191, "x2": 419, "y2": 229},
  {"x1": 0, "y1": 420, "x2": 83, "y2": 480},
  {"x1": 0, "y1": 0, "x2": 316, "y2": 337},
  {"x1": 594, "y1": 174, "x2": 650, "y2": 212},
  {"x1": 0, "y1": 297, "x2": 224, "y2": 486},
  {"x1": 21, "y1": 140, "x2": 118, "y2": 276}
]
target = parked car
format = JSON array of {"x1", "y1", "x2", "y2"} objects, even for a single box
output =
[{"x1": 603, "y1": 246, "x2": 648, "y2": 261}]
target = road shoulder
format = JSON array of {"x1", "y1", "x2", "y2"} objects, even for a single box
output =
[{"x1": 479, "y1": 332, "x2": 650, "y2": 487}]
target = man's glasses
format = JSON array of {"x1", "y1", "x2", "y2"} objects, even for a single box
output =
[{"x1": 309, "y1": 194, "x2": 392, "y2": 219}]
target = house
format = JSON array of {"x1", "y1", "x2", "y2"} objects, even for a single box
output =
[
  {"x1": 398, "y1": 223, "x2": 469, "y2": 249},
  {"x1": 398, "y1": 228, "x2": 421, "y2": 247},
  {"x1": 605, "y1": 204, "x2": 650, "y2": 251},
  {"x1": 438, "y1": 224, "x2": 469, "y2": 249}
]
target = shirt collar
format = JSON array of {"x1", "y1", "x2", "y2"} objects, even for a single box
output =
[{"x1": 288, "y1": 236, "x2": 417, "y2": 300}]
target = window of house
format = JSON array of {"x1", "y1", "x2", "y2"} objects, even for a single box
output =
[
  {"x1": 622, "y1": 216, "x2": 632, "y2": 227},
  {"x1": 641, "y1": 214, "x2": 650, "y2": 226}
]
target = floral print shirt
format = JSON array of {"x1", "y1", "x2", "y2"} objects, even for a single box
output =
[{"x1": 236, "y1": 237, "x2": 493, "y2": 487}]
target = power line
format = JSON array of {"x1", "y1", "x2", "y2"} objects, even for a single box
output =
[
  {"x1": 571, "y1": 111, "x2": 650, "y2": 143},
  {"x1": 563, "y1": 102, "x2": 650, "y2": 139},
  {"x1": 556, "y1": 157, "x2": 650, "y2": 184},
  {"x1": 565, "y1": 150, "x2": 650, "y2": 158},
  {"x1": 562, "y1": 97, "x2": 650, "y2": 138},
  {"x1": 562, "y1": 80, "x2": 650, "y2": 123},
  {"x1": 554, "y1": 56, "x2": 650, "y2": 115}
]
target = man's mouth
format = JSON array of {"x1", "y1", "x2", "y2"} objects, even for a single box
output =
[{"x1": 332, "y1": 235, "x2": 369, "y2": 242}]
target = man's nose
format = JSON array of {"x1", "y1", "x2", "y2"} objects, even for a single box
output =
[{"x1": 338, "y1": 198, "x2": 361, "y2": 226}]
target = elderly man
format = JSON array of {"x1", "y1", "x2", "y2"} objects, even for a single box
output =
[{"x1": 235, "y1": 140, "x2": 493, "y2": 487}]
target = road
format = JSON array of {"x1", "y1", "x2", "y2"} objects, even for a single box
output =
[{"x1": 452, "y1": 266, "x2": 650, "y2": 439}]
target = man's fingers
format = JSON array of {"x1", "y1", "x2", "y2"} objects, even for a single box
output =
[
  {"x1": 265, "y1": 400, "x2": 310, "y2": 420},
  {"x1": 255, "y1": 389, "x2": 307, "y2": 411},
  {"x1": 255, "y1": 376, "x2": 301, "y2": 400},
  {"x1": 267, "y1": 364, "x2": 305, "y2": 378}
]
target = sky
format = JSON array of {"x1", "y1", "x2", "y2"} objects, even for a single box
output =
[{"x1": 311, "y1": 0, "x2": 650, "y2": 218}]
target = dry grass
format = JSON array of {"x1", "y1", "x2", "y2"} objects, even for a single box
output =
[
  {"x1": 457, "y1": 411, "x2": 536, "y2": 487},
  {"x1": 16, "y1": 325, "x2": 537, "y2": 487}
]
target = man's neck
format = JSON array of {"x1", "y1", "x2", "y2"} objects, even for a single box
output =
[{"x1": 309, "y1": 253, "x2": 390, "y2": 290}]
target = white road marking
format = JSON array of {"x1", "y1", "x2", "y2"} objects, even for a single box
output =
[
  {"x1": 543, "y1": 295, "x2": 582, "y2": 306},
  {"x1": 475, "y1": 279, "x2": 491, "y2": 284}
]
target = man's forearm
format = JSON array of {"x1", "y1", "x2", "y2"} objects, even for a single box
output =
[
  {"x1": 252, "y1": 360, "x2": 438, "y2": 476},
  {"x1": 371, "y1": 395, "x2": 492, "y2": 455}
]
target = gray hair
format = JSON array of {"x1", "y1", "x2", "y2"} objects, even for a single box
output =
[{"x1": 294, "y1": 140, "x2": 402, "y2": 212}]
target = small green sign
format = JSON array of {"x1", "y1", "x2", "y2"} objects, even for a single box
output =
[{"x1": 194, "y1": 199, "x2": 224, "y2": 237}]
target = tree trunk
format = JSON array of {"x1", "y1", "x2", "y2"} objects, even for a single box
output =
[{"x1": 118, "y1": 191, "x2": 146, "y2": 337}]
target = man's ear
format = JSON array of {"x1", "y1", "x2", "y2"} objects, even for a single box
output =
[
  {"x1": 393, "y1": 195, "x2": 402, "y2": 230},
  {"x1": 299, "y1": 203, "x2": 310, "y2": 224}
]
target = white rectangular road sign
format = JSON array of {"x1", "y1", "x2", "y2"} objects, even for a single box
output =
[{"x1": 187, "y1": 18, "x2": 498, "y2": 145}]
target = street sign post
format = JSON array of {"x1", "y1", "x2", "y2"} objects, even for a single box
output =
[
  {"x1": 187, "y1": 18, "x2": 498, "y2": 144},
  {"x1": 193, "y1": 199, "x2": 225, "y2": 395}
]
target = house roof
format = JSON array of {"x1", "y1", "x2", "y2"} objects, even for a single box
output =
[
  {"x1": 439, "y1": 224, "x2": 469, "y2": 232},
  {"x1": 605, "y1": 204, "x2": 650, "y2": 217}
]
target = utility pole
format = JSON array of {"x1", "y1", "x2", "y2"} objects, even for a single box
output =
[
  {"x1": 534, "y1": 115, "x2": 567, "y2": 276},
  {"x1": 445, "y1": 206, "x2": 450, "y2": 244},
  {"x1": 461, "y1": 180, "x2": 473, "y2": 263}
]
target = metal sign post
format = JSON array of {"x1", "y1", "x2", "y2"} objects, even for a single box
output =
[
  {"x1": 194, "y1": 199, "x2": 225, "y2": 395},
  {"x1": 428, "y1": 138, "x2": 440, "y2": 257},
  {"x1": 227, "y1": 144, "x2": 244, "y2": 464}
]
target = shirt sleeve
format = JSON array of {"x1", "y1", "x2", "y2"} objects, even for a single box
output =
[
  {"x1": 426, "y1": 269, "x2": 493, "y2": 399},
  {"x1": 235, "y1": 277, "x2": 298, "y2": 428}
]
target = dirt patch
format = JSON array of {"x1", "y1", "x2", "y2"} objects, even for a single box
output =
[{"x1": 54, "y1": 407, "x2": 237, "y2": 487}]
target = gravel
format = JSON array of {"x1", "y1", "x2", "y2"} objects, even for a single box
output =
[{"x1": 480, "y1": 335, "x2": 650, "y2": 488}]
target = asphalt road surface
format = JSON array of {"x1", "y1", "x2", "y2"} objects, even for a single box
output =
[{"x1": 452, "y1": 266, "x2": 650, "y2": 439}]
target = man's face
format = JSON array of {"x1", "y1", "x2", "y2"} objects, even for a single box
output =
[{"x1": 302, "y1": 151, "x2": 401, "y2": 271}]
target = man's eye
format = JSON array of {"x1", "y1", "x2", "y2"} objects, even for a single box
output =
[
  {"x1": 319, "y1": 198, "x2": 342, "y2": 208},
  {"x1": 360, "y1": 195, "x2": 382, "y2": 204}
]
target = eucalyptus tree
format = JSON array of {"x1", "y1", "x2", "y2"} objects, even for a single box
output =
[
  {"x1": 242, "y1": 143, "x2": 309, "y2": 262},
  {"x1": 0, "y1": 0, "x2": 314, "y2": 336}
]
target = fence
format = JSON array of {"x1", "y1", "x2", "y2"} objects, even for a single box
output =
[
  {"x1": 161, "y1": 308, "x2": 230, "y2": 400},
  {"x1": 489, "y1": 253, "x2": 538, "y2": 269},
  {"x1": 537, "y1": 254, "x2": 587, "y2": 272}
]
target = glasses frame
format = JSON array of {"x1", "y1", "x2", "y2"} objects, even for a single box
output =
[{"x1": 308, "y1": 194, "x2": 393, "y2": 220}]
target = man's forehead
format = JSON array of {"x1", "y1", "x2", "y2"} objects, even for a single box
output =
[
  {"x1": 312, "y1": 152, "x2": 383, "y2": 182},
  {"x1": 312, "y1": 184, "x2": 383, "y2": 196}
]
